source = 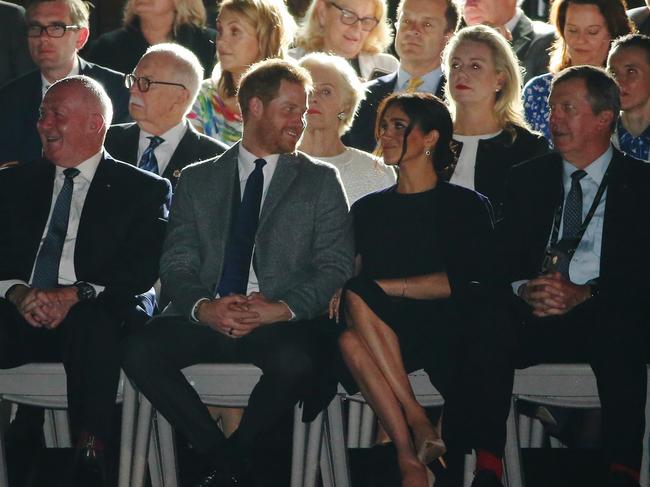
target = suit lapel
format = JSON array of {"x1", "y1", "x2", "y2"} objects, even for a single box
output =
[
  {"x1": 122, "y1": 124, "x2": 140, "y2": 163},
  {"x1": 258, "y1": 153, "x2": 299, "y2": 233},
  {"x1": 207, "y1": 144, "x2": 239, "y2": 254},
  {"x1": 164, "y1": 123, "x2": 196, "y2": 182},
  {"x1": 599, "y1": 150, "x2": 627, "y2": 280},
  {"x1": 510, "y1": 15, "x2": 534, "y2": 55}
]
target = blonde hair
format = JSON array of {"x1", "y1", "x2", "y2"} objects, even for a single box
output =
[
  {"x1": 123, "y1": 0, "x2": 207, "y2": 32},
  {"x1": 299, "y1": 52, "x2": 365, "y2": 135},
  {"x1": 216, "y1": 0, "x2": 297, "y2": 98},
  {"x1": 443, "y1": 25, "x2": 528, "y2": 134},
  {"x1": 296, "y1": 0, "x2": 392, "y2": 56}
]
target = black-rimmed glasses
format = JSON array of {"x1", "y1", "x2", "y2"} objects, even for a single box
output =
[
  {"x1": 329, "y1": 2, "x2": 379, "y2": 32},
  {"x1": 27, "y1": 23, "x2": 80, "y2": 38},
  {"x1": 125, "y1": 73, "x2": 187, "y2": 92}
]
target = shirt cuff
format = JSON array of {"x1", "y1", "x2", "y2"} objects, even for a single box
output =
[
  {"x1": 191, "y1": 297, "x2": 211, "y2": 322},
  {"x1": 278, "y1": 300, "x2": 296, "y2": 321},
  {"x1": 87, "y1": 283, "x2": 105, "y2": 296},
  {"x1": 511, "y1": 279, "x2": 529, "y2": 296},
  {"x1": 0, "y1": 280, "x2": 29, "y2": 299}
]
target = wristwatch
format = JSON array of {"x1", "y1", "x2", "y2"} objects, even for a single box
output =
[{"x1": 73, "y1": 281, "x2": 96, "y2": 301}]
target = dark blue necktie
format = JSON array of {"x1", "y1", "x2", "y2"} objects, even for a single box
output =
[
  {"x1": 216, "y1": 158, "x2": 267, "y2": 296},
  {"x1": 138, "y1": 136, "x2": 164, "y2": 175},
  {"x1": 557, "y1": 169, "x2": 587, "y2": 277},
  {"x1": 31, "y1": 167, "x2": 80, "y2": 289}
]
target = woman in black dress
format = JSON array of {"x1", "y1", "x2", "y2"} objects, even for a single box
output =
[{"x1": 331, "y1": 93, "x2": 495, "y2": 487}]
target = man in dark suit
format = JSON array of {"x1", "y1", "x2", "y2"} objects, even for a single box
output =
[
  {"x1": 343, "y1": 0, "x2": 459, "y2": 153},
  {"x1": 0, "y1": 1, "x2": 36, "y2": 87},
  {"x1": 0, "y1": 76, "x2": 171, "y2": 486},
  {"x1": 472, "y1": 66, "x2": 649, "y2": 487},
  {"x1": 0, "y1": 0, "x2": 129, "y2": 164},
  {"x1": 123, "y1": 58, "x2": 354, "y2": 487},
  {"x1": 463, "y1": 0, "x2": 555, "y2": 82},
  {"x1": 105, "y1": 43, "x2": 227, "y2": 189}
]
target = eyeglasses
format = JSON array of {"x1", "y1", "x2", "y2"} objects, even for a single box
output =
[
  {"x1": 125, "y1": 73, "x2": 187, "y2": 92},
  {"x1": 329, "y1": 2, "x2": 379, "y2": 32},
  {"x1": 27, "y1": 23, "x2": 80, "y2": 38}
]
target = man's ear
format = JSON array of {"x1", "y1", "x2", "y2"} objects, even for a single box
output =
[
  {"x1": 75, "y1": 27, "x2": 89, "y2": 51},
  {"x1": 248, "y1": 97, "x2": 264, "y2": 120},
  {"x1": 597, "y1": 110, "x2": 614, "y2": 131},
  {"x1": 88, "y1": 112, "x2": 105, "y2": 134}
]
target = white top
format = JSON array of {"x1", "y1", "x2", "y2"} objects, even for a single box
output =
[
  {"x1": 138, "y1": 120, "x2": 188, "y2": 176},
  {"x1": 0, "y1": 151, "x2": 105, "y2": 298},
  {"x1": 316, "y1": 147, "x2": 396, "y2": 204},
  {"x1": 450, "y1": 130, "x2": 502, "y2": 190}
]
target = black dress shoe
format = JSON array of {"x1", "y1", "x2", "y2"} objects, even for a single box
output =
[
  {"x1": 470, "y1": 470, "x2": 504, "y2": 487},
  {"x1": 607, "y1": 471, "x2": 641, "y2": 487}
]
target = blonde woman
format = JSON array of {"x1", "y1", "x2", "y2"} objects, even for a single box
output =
[
  {"x1": 442, "y1": 25, "x2": 549, "y2": 221},
  {"x1": 291, "y1": 0, "x2": 398, "y2": 81},
  {"x1": 88, "y1": 0, "x2": 216, "y2": 74},
  {"x1": 188, "y1": 0, "x2": 296, "y2": 145},
  {"x1": 298, "y1": 52, "x2": 395, "y2": 204}
]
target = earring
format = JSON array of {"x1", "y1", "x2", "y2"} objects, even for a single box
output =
[
  {"x1": 496, "y1": 88, "x2": 501, "y2": 93},
  {"x1": 425, "y1": 149, "x2": 431, "y2": 156},
  {"x1": 337, "y1": 112, "x2": 345, "y2": 120}
]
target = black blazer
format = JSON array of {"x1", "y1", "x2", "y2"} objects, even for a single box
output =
[
  {"x1": 343, "y1": 71, "x2": 446, "y2": 153},
  {"x1": 0, "y1": 153, "x2": 171, "y2": 313},
  {"x1": 0, "y1": 57, "x2": 130, "y2": 164},
  {"x1": 442, "y1": 125, "x2": 550, "y2": 222},
  {"x1": 105, "y1": 122, "x2": 227, "y2": 189},
  {"x1": 510, "y1": 14, "x2": 555, "y2": 83},
  {"x1": 499, "y1": 148, "x2": 650, "y2": 308}
]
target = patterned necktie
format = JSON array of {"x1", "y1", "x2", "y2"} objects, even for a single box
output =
[
  {"x1": 406, "y1": 77, "x2": 424, "y2": 93},
  {"x1": 138, "y1": 136, "x2": 164, "y2": 175},
  {"x1": 31, "y1": 168, "x2": 80, "y2": 289},
  {"x1": 216, "y1": 158, "x2": 267, "y2": 297},
  {"x1": 556, "y1": 169, "x2": 587, "y2": 278}
]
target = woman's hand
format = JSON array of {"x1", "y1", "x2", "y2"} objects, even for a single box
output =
[{"x1": 328, "y1": 288, "x2": 343, "y2": 323}]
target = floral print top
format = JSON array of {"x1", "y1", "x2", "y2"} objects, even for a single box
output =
[
  {"x1": 614, "y1": 119, "x2": 650, "y2": 162},
  {"x1": 523, "y1": 72, "x2": 553, "y2": 142},
  {"x1": 188, "y1": 78, "x2": 243, "y2": 147}
]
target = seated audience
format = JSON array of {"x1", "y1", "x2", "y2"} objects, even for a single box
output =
[
  {"x1": 0, "y1": 76, "x2": 171, "y2": 486},
  {"x1": 298, "y1": 52, "x2": 395, "y2": 204},
  {"x1": 122, "y1": 59, "x2": 353, "y2": 487},
  {"x1": 462, "y1": 0, "x2": 555, "y2": 83},
  {"x1": 188, "y1": 0, "x2": 296, "y2": 146},
  {"x1": 105, "y1": 43, "x2": 227, "y2": 190},
  {"x1": 87, "y1": 0, "x2": 216, "y2": 75},
  {"x1": 607, "y1": 33, "x2": 650, "y2": 161},
  {"x1": 343, "y1": 0, "x2": 460, "y2": 153},
  {"x1": 483, "y1": 65, "x2": 650, "y2": 487},
  {"x1": 0, "y1": 0, "x2": 130, "y2": 164},
  {"x1": 291, "y1": 0, "x2": 398, "y2": 81},
  {"x1": 0, "y1": 0, "x2": 35, "y2": 87},
  {"x1": 333, "y1": 92, "x2": 503, "y2": 487},
  {"x1": 523, "y1": 0, "x2": 633, "y2": 141},
  {"x1": 442, "y1": 25, "x2": 549, "y2": 222}
]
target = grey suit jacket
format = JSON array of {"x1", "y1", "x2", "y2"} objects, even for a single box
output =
[
  {"x1": 511, "y1": 14, "x2": 555, "y2": 83},
  {"x1": 160, "y1": 142, "x2": 355, "y2": 320}
]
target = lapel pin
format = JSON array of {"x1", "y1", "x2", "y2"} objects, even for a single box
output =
[{"x1": 173, "y1": 169, "x2": 181, "y2": 178}]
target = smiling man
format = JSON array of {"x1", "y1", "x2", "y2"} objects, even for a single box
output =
[
  {"x1": 343, "y1": 0, "x2": 459, "y2": 152},
  {"x1": 0, "y1": 75, "x2": 170, "y2": 486},
  {"x1": 0, "y1": 0, "x2": 129, "y2": 165},
  {"x1": 123, "y1": 58, "x2": 354, "y2": 487}
]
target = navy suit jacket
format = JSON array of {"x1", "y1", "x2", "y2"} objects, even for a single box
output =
[
  {"x1": 105, "y1": 122, "x2": 227, "y2": 190},
  {"x1": 343, "y1": 71, "x2": 446, "y2": 153},
  {"x1": 0, "y1": 153, "x2": 171, "y2": 315},
  {"x1": 0, "y1": 57, "x2": 129, "y2": 164}
]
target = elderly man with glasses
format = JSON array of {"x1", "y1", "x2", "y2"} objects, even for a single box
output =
[
  {"x1": 105, "y1": 44, "x2": 227, "y2": 190},
  {"x1": 0, "y1": 0, "x2": 129, "y2": 165}
]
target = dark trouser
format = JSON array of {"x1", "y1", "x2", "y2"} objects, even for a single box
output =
[
  {"x1": 122, "y1": 316, "x2": 323, "y2": 457},
  {"x1": 0, "y1": 298, "x2": 126, "y2": 442},
  {"x1": 496, "y1": 295, "x2": 647, "y2": 470}
]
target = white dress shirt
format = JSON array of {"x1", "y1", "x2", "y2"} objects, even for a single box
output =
[
  {"x1": 451, "y1": 130, "x2": 502, "y2": 190},
  {"x1": 137, "y1": 120, "x2": 188, "y2": 175},
  {"x1": 0, "y1": 151, "x2": 106, "y2": 298}
]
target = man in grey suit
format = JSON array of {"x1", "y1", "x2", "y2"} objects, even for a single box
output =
[
  {"x1": 463, "y1": 0, "x2": 555, "y2": 82},
  {"x1": 123, "y1": 58, "x2": 354, "y2": 487}
]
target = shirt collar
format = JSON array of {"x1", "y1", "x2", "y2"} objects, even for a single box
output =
[
  {"x1": 140, "y1": 120, "x2": 188, "y2": 149},
  {"x1": 617, "y1": 117, "x2": 650, "y2": 140},
  {"x1": 54, "y1": 150, "x2": 102, "y2": 184},
  {"x1": 396, "y1": 66, "x2": 443, "y2": 93},
  {"x1": 41, "y1": 56, "x2": 80, "y2": 97},
  {"x1": 237, "y1": 144, "x2": 280, "y2": 177},
  {"x1": 562, "y1": 144, "x2": 612, "y2": 186},
  {"x1": 505, "y1": 8, "x2": 523, "y2": 33}
]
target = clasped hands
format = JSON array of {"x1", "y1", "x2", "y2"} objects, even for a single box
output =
[
  {"x1": 518, "y1": 272, "x2": 592, "y2": 317},
  {"x1": 9, "y1": 285, "x2": 78, "y2": 329},
  {"x1": 196, "y1": 292, "x2": 292, "y2": 338}
]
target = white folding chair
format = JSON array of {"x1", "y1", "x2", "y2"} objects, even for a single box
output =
[
  {"x1": 0, "y1": 363, "x2": 137, "y2": 487},
  {"x1": 129, "y1": 363, "x2": 331, "y2": 487},
  {"x1": 505, "y1": 364, "x2": 650, "y2": 487}
]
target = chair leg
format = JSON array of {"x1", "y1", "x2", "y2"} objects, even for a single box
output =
[
  {"x1": 291, "y1": 404, "x2": 308, "y2": 487},
  {"x1": 119, "y1": 379, "x2": 138, "y2": 487},
  {"x1": 324, "y1": 395, "x2": 351, "y2": 487},
  {"x1": 43, "y1": 409, "x2": 57, "y2": 448},
  {"x1": 320, "y1": 416, "x2": 335, "y2": 487},
  {"x1": 463, "y1": 451, "x2": 475, "y2": 487},
  {"x1": 304, "y1": 411, "x2": 324, "y2": 487},
  {"x1": 359, "y1": 403, "x2": 375, "y2": 448},
  {"x1": 640, "y1": 386, "x2": 649, "y2": 487},
  {"x1": 131, "y1": 394, "x2": 154, "y2": 487},
  {"x1": 346, "y1": 401, "x2": 361, "y2": 449},
  {"x1": 504, "y1": 397, "x2": 524, "y2": 487},
  {"x1": 53, "y1": 409, "x2": 71, "y2": 447},
  {"x1": 0, "y1": 401, "x2": 10, "y2": 487},
  {"x1": 155, "y1": 413, "x2": 178, "y2": 487},
  {"x1": 517, "y1": 414, "x2": 531, "y2": 449}
]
